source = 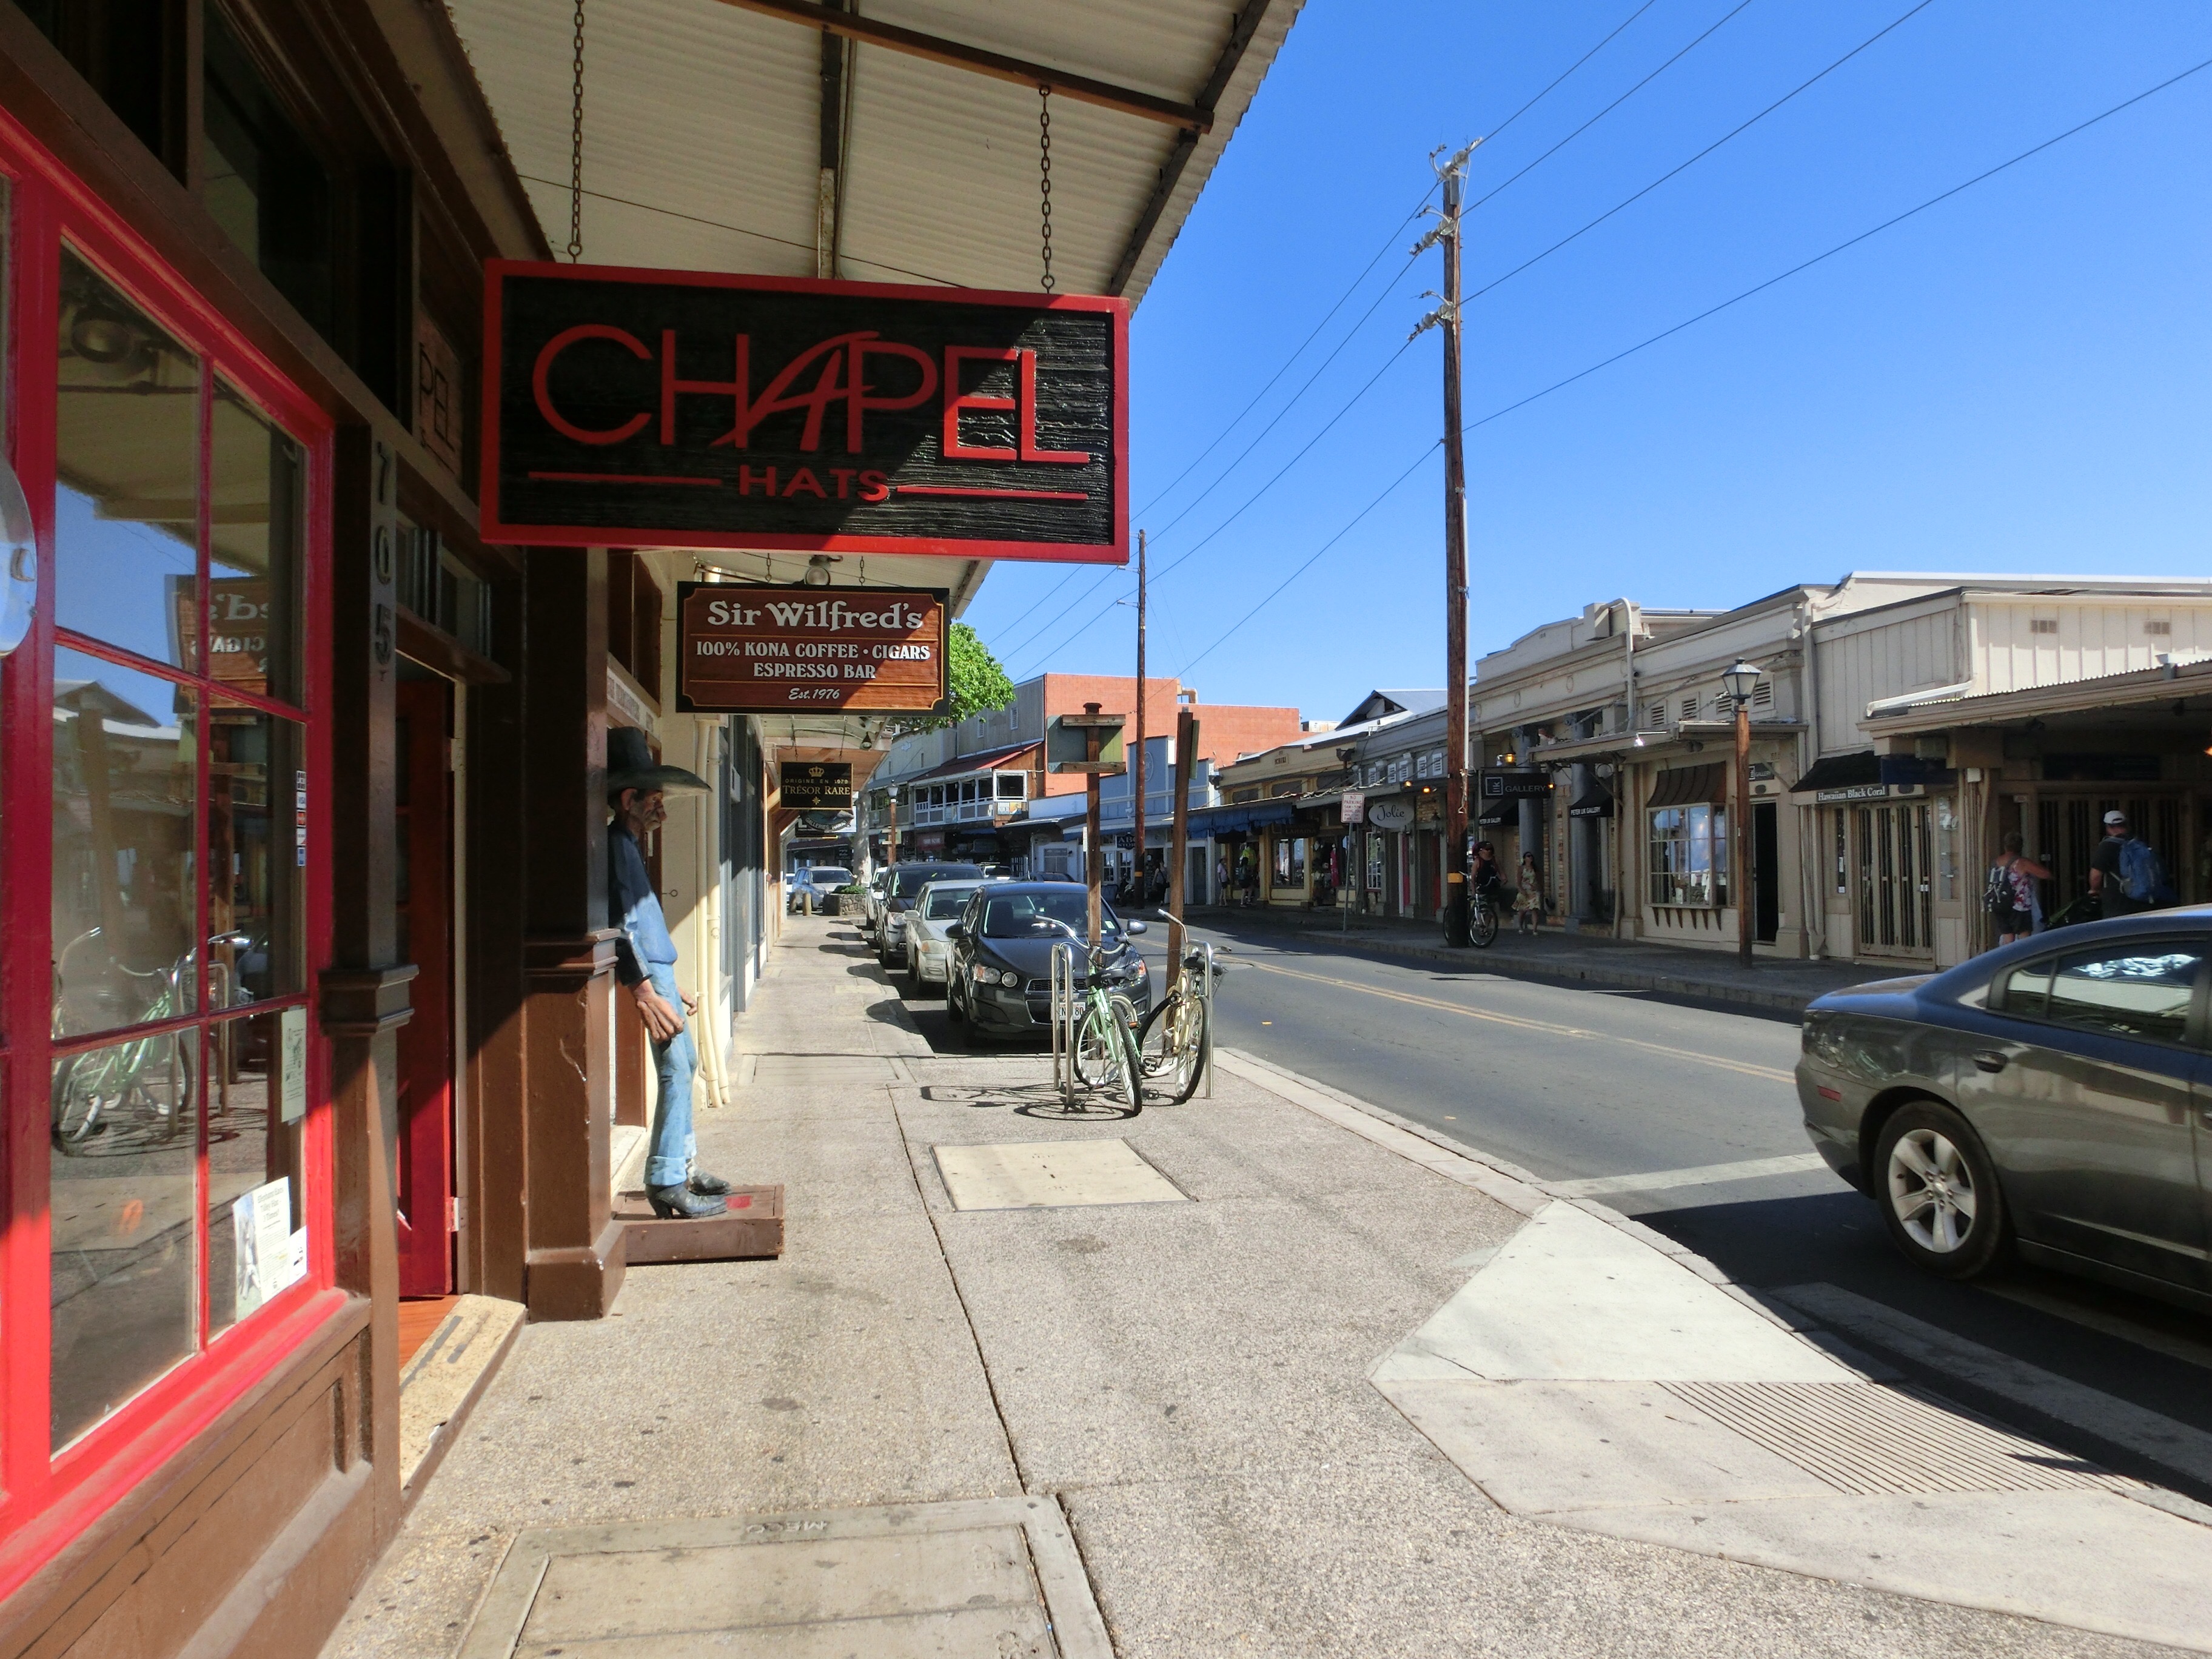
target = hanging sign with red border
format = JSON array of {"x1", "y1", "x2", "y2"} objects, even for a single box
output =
[{"x1": 481, "y1": 262, "x2": 1127, "y2": 563}]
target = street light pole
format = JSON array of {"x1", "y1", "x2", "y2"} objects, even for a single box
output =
[
  {"x1": 1133, "y1": 528, "x2": 1147, "y2": 908},
  {"x1": 1721, "y1": 659, "x2": 1763, "y2": 968},
  {"x1": 1413, "y1": 141, "x2": 1479, "y2": 948}
]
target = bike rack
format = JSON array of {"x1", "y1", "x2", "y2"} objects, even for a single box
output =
[
  {"x1": 1193, "y1": 940, "x2": 1216, "y2": 1099},
  {"x1": 1048, "y1": 940, "x2": 1079, "y2": 1109}
]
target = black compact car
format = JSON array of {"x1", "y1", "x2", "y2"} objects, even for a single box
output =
[
  {"x1": 1798, "y1": 906, "x2": 2212, "y2": 1307},
  {"x1": 870, "y1": 863, "x2": 984, "y2": 964},
  {"x1": 943, "y1": 881, "x2": 1150, "y2": 1039}
]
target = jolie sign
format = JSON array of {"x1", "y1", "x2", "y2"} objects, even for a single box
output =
[
  {"x1": 676, "y1": 581, "x2": 948, "y2": 716},
  {"x1": 481, "y1": 262, "x2": 1126, "y2": 563}
]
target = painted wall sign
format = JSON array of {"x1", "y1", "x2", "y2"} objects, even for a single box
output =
[
  {"x1": 781, "y1": 761, "x2": 853, "y2": 811},
  {"x1": 481, "y1": 261, "x2": 1127, "y2": 562},
  {"x1": 675, "y1": 582, "x2": 948, "y2": 715}
]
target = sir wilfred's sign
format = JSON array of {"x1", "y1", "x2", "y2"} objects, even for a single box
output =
[
  {"x1": 780, "y1": 762, "x2": 853, "y2": 811},
  {"x1": 482, "y1": 262, "x2": 1127, "y2": 562},
  {"x1": 676, "y1": 582, "x2": 949, "y2": 716}
]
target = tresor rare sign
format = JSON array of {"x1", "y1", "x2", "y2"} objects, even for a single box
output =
[
  {"x1": 482, "y1": 262, "x2": 1126, "y2": 563},
  {"x1": 677, "y1": 582, "x2": 948, "y2": 716}
]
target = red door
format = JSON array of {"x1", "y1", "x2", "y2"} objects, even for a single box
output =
[{"x1": 395, "y1": 677, "x2": 456, "y2": 1295}]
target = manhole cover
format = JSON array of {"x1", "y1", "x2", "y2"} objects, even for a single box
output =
[
  {"x1": 460, "y1": 1499, "x2": 1109, "y2": 1658},
  {"x1": 933, "y1": 1140, "x2": 1185, "y2": 1211}
]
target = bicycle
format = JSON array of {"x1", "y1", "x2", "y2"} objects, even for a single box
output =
[
  {"x1": 1044, "y1": 919, "x2": 1144, "y2": 1118},
  {"x1": 1136, "y1": 910, "x2": 1218, "y2": 1105},
  {"x1": 51, "y1": 929, "x2": 247, "y2": 1155},
  {"x1": 1442, "y1": 882, "x2": 1501, "y2": 950}
]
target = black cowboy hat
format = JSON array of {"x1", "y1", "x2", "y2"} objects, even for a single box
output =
[{"x1": 606, "y1": 725, "x2": 708, "y2": 795}]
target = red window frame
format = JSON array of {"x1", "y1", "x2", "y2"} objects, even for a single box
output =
[{"x1": 0, "y1": 109, "x2": 338, "y2": 1600}]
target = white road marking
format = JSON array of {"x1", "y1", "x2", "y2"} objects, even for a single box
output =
[
  {"x1": 1982, "y1": 1282, "x2": 2212, "y2": 1375},
  {"x1": 1548, "y1": 1153, "x2": 1831, "y2": 1198}
]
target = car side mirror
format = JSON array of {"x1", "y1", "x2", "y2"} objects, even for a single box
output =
[
  {"x1": 1125, "y1": 919, "x2": 1148, "y2": 935},
  {"x1": 945, "y1": 922, "x2": 967, "y2": 940}
]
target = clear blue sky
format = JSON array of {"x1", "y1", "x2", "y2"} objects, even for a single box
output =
[{"x1": 963, "y1": 0, "x2": 2211, "y2": 724}]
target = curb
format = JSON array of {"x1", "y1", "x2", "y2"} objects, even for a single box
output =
[{"x1": 1191, "y1": 910, "x2": 1854, "y2": 1016}]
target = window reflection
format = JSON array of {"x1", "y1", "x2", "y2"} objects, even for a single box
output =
[
  {"x1": 207, "y1": 1010, "x2": 309, "y2": 1337},
  {"x1": 50, "y1": 1028, "x2": 199, "y2": 1449},
  {"x1": 52, "y1": 648, "x2": 198, "y2": 1036},
  {"x1": 56, "y1": 249, "x2": 201, "y2": 672},
  {"x1": 209, "y1": 699, "x2": 306, "y2": 1008},
  {"x1": 2049, "y1": 947, "x2": 2205, "y2": 1044},
  {"x1": 208, "y1": 382, "x2": 306, "y2": 708}
]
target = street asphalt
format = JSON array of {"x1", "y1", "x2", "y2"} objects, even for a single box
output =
[{"x1": 1131, "y1": 917, "x2": 2212, "y2": 1504}]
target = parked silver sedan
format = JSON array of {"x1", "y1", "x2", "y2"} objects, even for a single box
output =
[
  {"x1": 904, "y1": 879, "x2": 990, "y2": 991},
  {"x1": 1797, "y1": 907, "x2": 2212, "y2": 1307}
]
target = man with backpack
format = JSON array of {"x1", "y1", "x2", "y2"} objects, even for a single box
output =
[{"x1": 2090, "y1": 809, "x2": 2178, "y2": 917}]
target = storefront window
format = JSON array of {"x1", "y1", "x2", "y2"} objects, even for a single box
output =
[
  {"x1": 207, "y1": 700, "x2": 308, "y2": 1007},
  {"x1": 52, "y1": 648, "x2": 199, "y2": 1036},
  {"x1": 207, "y1": 1009, "x2": 310, "y2": 1337},
  {"x1": 55, "y1": 250, "x2": 201, "y2": 672},
  {"x1": 1648, "y1": 805, "x2": 1728, "y2": 908},
  {"x1": 50, "y1": 1028, "x2": 201, "y2": 1449},
  {"x1": 1272, "y1": 836, "x2": 1306, "y2": 889},
  {"x1": 208, "y1": 381, "x2": 307, "y2": 707}
]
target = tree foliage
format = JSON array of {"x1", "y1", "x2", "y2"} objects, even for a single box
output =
[{"x1": 899, "y1": 623, "x2": 1013, "y2": 734}]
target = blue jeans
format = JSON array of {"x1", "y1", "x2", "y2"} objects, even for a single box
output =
[{"x1": 644, "y1": 962, "x2": 697, "y2": 1188}]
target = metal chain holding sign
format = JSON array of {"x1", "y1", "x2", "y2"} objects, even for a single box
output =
[
  {"x1": 1037, "y1": 84, "x2": 1055, "y2": 293},
  {"x1": 567, "y1": 0, "x2": 585, "y2": 261}
]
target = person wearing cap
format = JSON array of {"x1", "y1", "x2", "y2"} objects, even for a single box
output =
[
  {"x1": 606, "y1": 725, "x2": 731, "y2": 1219},
  {"x1": 2090, "y1": 809, "x2": 2151, "y2": 918}
]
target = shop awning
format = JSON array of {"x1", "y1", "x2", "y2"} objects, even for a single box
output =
[
  {"x1": 1567, "y1": 788, "x2": 1614, "y2": 819},
  {"x1": 1647, "y1": 763, "x2": 1725, "y2": 808},
  {"x1": 1475, "y1": 799, "x2": 1518, "y2": 826},
  {"x1": 1788, "y1": 750, "x2": 1957, "y2": 798},
  {"x1": 1189, "y1": 801, "x2": 1296, "y2": 836}
]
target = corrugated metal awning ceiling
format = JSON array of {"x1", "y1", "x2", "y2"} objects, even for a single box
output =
[{"x1": 446, "y1": 0, "x2": 1300, "y2": 305}]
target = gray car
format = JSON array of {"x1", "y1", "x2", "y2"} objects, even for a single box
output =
[{"x1": 1797, "y1": 907, "x2": 2212, "y2": 1307}]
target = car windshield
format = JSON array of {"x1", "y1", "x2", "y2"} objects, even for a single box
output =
[
  {"x1": 981, "y1": 890, "x2": 1120, "y2": 939},
  {"x1": 893, "y1": 864, "x2": 981, "y2": 899},
  {"x1": 809, "y1": 868, "x2": 850, "y2": 886},
  {"x1": 922, "y1": 886, "x2": 976, "y2": 919}
]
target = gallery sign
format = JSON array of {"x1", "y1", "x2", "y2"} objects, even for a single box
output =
[
  {"x1": 481, "y1": 262, "x2": 1127, "y2": 562},
  {"x1": 1479, "y1": 769, "x2": 1552, "y2": 799},
  {"x1": 675, "y1": 582, "x2": 948, "y2": 716},
  {"x1": 780, "y1": 762, "x2": 853, "y2": 811}
]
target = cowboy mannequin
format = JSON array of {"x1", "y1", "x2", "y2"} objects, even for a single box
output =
[{"x1": 606, "y1": 726, "x2": 731, "y2": 1218}]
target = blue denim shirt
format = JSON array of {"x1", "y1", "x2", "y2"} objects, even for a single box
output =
[{"x1": 609, "y1": 823, "x2": 677, "y2": 987}]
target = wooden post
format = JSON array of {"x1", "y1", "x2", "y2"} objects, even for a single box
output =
[
  {"x1": 1084, "y1": 702, "x2": 1104, "y2": 945},
  {"x1": 1736, "y1": 699, "x2": 1754, "y2": 967},
  {"x1": 1171, "y1": 706, "x2": 1197, "y2": 927}
]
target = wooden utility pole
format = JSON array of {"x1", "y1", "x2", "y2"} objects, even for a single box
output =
[
  {"x1": 885, "y1": 783, "x2": 897, "y2": 868},
  {"x1": 1170, "y1": 705, "x2": 1198, "y2": 927},
  {"x1": 1084, "y1": 702, "x2": 1105, "y2": 945},
  {"x1": 1132, "y1": 528, "x2": 1147, "y2": 910},
  {"x1": 1735, "y1": 697, "x2": 1753, "y2": 967},
  {"x1": 1414, "y1": 144, "x2": 1479, "y2": 948}
]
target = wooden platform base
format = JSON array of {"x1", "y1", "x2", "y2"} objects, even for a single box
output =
[{"x1": 614, "y1": 1185, "x2": 785, "y2": 1264}]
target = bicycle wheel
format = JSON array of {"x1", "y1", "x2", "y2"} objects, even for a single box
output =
[
  {"x1": 51, "y1": 1051, "x2": 118, "y2": 1153},
  {"x1": 1137, "y1": 990, "x2": 1207, "y2": 1105},
  {"x1": 1071, "y1": 997, "x2": 1122, "y2": 1090},
  {"x1": 1470, "y1": 899, "x2": 1498, "y2": 949},
  {"x1": 1108, "y1": 995, "x2": 1144, "y2": 1116}
]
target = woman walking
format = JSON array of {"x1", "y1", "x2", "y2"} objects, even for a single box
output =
[
  {"x1": 1513, "y1": 852, "x2": 1544, "y2": 936},
  {"x1": 1985, "y1": 831, "x2": 2051, "y2": 947}
]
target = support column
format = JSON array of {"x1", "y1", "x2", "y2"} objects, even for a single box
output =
[
  {"x1": 520, "y1": 549, "x2": 626, "y2": 1319},
  {"x1": 319, "y1": 429, "x2": 411, "y2": 1546}
]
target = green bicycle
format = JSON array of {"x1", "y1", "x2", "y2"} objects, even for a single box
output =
[{"x1": 1046, "y1": 921, "x2": 1144, "y2": 1117}]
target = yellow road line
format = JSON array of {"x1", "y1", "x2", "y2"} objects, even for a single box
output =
[{"x1": 1235, "y1": 957, "x2": 1796, "y2": 1084}]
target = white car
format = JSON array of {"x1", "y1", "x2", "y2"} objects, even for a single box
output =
[{"x1": 905, "y1": 879, "x2": 990, "y2": 990}]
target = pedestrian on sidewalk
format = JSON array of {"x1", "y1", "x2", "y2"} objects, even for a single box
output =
[
  {"x1": 1215, "y1": 854, "x2": 1228, "y2": 905},
  {"x1": 2090, "y1": 809, "x2": 2177, "y2": 918},
  {"x1": 607, "y1": 726, "x2": 732, "y2": 1219},
  {"x1": 1983, "y1": 832, "x2": 2050, "y2": 947},
  {"x1": 1513, "y1": 851, "x2": 1544, "y2": 936}
]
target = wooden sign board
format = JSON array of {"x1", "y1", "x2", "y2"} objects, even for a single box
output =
[
  {"x1": 780, "y1": 761, "x2": 853, "y2": 810},
  {"x1": 481, "y1": 261, "x2": 1127, "y2": 563},
  {"x1": 675, "y1": 582, "x2": 948, "y2": 715}
]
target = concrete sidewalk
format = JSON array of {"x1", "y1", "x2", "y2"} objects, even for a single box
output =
[
  {"x1": 1189, "y1": 903, "x2": 1894, "y2": 1015},
  {"x1": 323, "y1": 916, "x2": 2189, "y2": 1658}
]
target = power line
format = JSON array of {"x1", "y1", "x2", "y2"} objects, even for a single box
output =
[
  {"x1": 1462, "y1": 52, "x2": 2212, "y2": 439},
  {"x1": 1161, "y1": 54, "x2": 2212, "y2": 675},
  {"x1": 1467, "y1": 0, "x2": 1761, "y2": 214},
  {"x1": 1483, "y1": 0, "x2": 1664, "y2": 147},
  {"x1": 1467, "y1": 0, "x2": 1939, "y2": 304},
  {"x1": 1178, "y1": 446, "x2": 1442, "y2": 675}
]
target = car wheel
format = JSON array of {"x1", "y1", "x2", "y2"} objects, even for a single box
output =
[{"x1": 1873, "y1": 1102, "x2": 2008, "y2": 1280}]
